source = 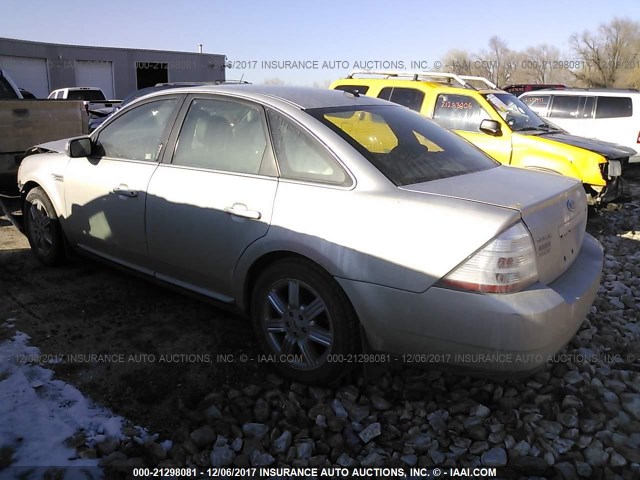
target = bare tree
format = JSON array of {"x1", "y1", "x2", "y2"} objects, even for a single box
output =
[
  {"x1": 474, "y1": 36, "x2": 518, "y2": 86},
  {"x1": 570, "y1": 18, "x2": 640, "y2": 87},
  {"x1": 442, "y1": 49, "x2": 475, "y2": 75},
  {"x1": 522, "y1": 44, "x2": 562, "y2": 83}
]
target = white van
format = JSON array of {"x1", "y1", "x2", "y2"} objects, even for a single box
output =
[{"x1": 520, "y1": 89, "x2": 640, "y2": 163}]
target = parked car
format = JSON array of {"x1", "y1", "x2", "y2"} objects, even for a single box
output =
[
  {"x1": 519, "y1": 88, "x2": 640, "y2": 163},
  {"x1": 48, "y1": 87, "x2": 122, "y2": 119},
  {"x1": 16, "y1": 85, "x2": 603, "y2": 383},
  {"x1": 330, "y1": 71, "x2": 635, "y2": 203}
]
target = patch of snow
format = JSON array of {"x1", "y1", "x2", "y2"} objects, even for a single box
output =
[{"x1": 0, "y1": 327, "x2": 138, "y2": 478}]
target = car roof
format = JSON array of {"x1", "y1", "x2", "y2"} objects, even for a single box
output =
[
  {"x1": 141, "y1": 84, "x2": 393, "y2": 109},
  {"x1": 520, "y1": 88, "x2": 640, "y2": 97}
]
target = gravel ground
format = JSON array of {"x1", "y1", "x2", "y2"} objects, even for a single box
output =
[{"x1": 1, "y1": 167, "x2": 640, "y2": 479}]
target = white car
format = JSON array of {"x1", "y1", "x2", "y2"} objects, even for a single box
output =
[{"x1": 520, "y1": 89, "x2": 640, "y2": 163}]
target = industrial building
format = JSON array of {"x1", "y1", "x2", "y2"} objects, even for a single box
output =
[{"x1": 0, "y1": 37, "x2": 226, "y2": 99}]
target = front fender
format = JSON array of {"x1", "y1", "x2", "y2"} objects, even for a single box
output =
[
  {"x1": 18, "y1": 153, "x2": 70, "y2": 222},
  {"x1": 512, "y1": 134, "x2": 606, "y2": 187}
]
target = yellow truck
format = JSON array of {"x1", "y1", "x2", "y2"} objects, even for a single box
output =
[{"x1": 330, "y1": 71, "x2": 635, "y2": 203}]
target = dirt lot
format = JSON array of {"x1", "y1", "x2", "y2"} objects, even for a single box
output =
[
  {"x1": 0, "y1": 213, "x2": 272, "y2": 437},
  {"x1": 1, "y1": 166, "x2": 640, "y2": 442}
]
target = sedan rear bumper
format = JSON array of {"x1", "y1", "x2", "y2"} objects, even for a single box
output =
[{"x1": 337, "y1": 233, "x2": 603, "y2": 374}]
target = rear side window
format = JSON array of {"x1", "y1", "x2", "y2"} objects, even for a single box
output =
[
  {"x1": 67, "y1": 90, "x2": 106, "y2": 101},
  {"x1": 267, "y1": 110, "x2": 350, "y2": 186},
  {"x1": 378, "y1": 87, "x2": 425, "y2": 112},
  {"x1": 577, "y1": 96, "x2": 595, "y2": 118},
  {"x1": 549, "y1": 96, "x2": 580, "y2": 118},
  {"x1": 521, "y1": 95, "x2": 550, "y2": 116},
  {"x1": 595, "y1": 97, "x2": 632, "y2": 119},
  {"x1": 333, "y1": 85, "x2": 369, "y2": 95},
  {"x1": 432, "y1": 94, "x2": 491, "y2": 132}
]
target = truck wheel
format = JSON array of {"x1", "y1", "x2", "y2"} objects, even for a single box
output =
[
  {"x1": 251, "y1": 258, "x2": 360, "y2": 384},
  {"x1": 24, "y1": 187, "x2": 65, "y2": 266}
]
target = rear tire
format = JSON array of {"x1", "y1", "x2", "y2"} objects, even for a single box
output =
[
  {"x1": 250, "y1": 258, "x2": 360, "y2": 384},
  {"x1": 24, "y1": 187, "x2": 65, "y2": 266}
]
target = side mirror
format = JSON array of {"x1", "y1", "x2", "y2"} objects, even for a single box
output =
[
  {"x1": 66, "y1": 136, "x2": 93, "y2": 158},
  {"x1": 480, "y1": 119, "x2": 502, "y2": 136}
]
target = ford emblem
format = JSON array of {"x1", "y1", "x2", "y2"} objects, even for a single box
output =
[{"x1": 567, "y1": 199, "x2": 576, "y2": 211}]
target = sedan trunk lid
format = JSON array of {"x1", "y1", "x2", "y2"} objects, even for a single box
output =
[{"x1": 402, "y1": 165, "x2": 588, "y2": 285}]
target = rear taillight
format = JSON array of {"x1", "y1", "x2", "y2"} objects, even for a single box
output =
[
  {"x1": 636, "y1": 131, "x2": 640, "y2": 144},
  {"x1": 438, "y1": 222, "x2": 538, "y2": 294}
]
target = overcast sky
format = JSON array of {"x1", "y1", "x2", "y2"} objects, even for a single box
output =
[{"x1": 1, "y1": 0, "x2": 638, "y2": 85}]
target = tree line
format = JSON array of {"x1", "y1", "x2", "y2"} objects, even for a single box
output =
[{"x1": 443, "y1": 18, "x2": 640, "y2": 88}]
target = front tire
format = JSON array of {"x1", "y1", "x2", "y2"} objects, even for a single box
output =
[
  {"x1": 24, "y1": 187, "x2": 65, "y2": 266},
  {"x1": 250, "y1": 258, "x2": 360, "y2": 384}
]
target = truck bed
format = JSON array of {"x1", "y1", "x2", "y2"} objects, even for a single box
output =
[{"x1": 0, "y1": 99, "x2": 88, "y2": 193}]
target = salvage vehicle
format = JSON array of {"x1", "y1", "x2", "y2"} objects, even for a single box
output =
[
  {"x1": 48, "y1": 87, "x2": 122, "y2": 120},
  {"x1": 520, "y1": 88, "x2": 640, "y2": 163},
  {"x1": 16, "y1": 85, "x2": 603, "y2": 383},
  {"x1": 0, "y1": 69, "x2": 88, "y2": 198},
  {"x1": 330, "y1": 71, "x2": 634, "y2": 204}
]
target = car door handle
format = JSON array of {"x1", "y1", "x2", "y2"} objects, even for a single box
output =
[
  {"x1": 224, "y1": 203, "x2": 261, "y2": 220},
  {"x1": 112, "y1": 185, "x2": 138, "y2": 197}
]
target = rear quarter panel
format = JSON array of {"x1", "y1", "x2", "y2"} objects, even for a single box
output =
[{"x1": 234, "y1": 181, "x2": 519, "y2": 300}]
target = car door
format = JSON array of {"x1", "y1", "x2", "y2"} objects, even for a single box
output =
[
  {"x1": 430, "y1": 93, "x2": 512, "y2": 165},
  {"x1": 145, "y1": 96, "x2": 278, "y2": 301},
  {"x1": 64, "y1": 96, "x2": 183, "y2": 273}
]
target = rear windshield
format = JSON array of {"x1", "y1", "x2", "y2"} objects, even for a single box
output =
[
  {"x1": 308, "y1": 105, "x2": 498, "y2": 186},
  {"x1": 67, "y1": 90, "x2": 106, "y2": 101}
]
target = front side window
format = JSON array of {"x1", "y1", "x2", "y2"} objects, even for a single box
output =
[
  {"x1": 595, "y1": 97, "x2": 632, "y2": 119},
  {"x1": 95, "y1": 98, "x2": 178, "y2": 161},
  {"x1": 173, "y1": 98, "x2": 268, "y2": 174},
  {"x1": 549, "y1": 95, "x2": 580, "y2": 118},
  {"x1": 484, "y1": 93, "x2": 548, "y2": 131},
  {"x1": 310, "y1": 105, "x2": 498, "y2": 186},
  {"x1": 433, "y1": 94, "x2": 490, "y2": 132},
  {"x1": 268, "y1": 110, "x2": 350, "y2": 186},
  {"x1": 520, "y1": 95, "x2": 551, "y2": 116},
  {"x1": 378, "y1": 87, "x2": 425, "y2": 112}
]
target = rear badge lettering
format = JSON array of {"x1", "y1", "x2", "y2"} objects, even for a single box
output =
[{"x1": 538, "y1": 241, "x2": 551, "y2": 256}]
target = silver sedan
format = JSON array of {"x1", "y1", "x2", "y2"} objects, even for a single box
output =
[{"x1": 16, "y1": 85, "x2": 603, "y2": 384}]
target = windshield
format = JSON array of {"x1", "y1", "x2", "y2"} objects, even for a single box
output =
[
  {"x1": 308, "y1": 105, "x2": 498, "y2": 186},
  {"x1": 484, "y1": 93, "x2": 555, "y2": 132}
]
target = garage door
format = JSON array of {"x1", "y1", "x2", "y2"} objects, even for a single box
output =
[
  {"x1": 0, "y1": 55, "x2": 49, "y2": 98},
  {"x1": 75, "y1": 60, "x2": 114, "y2": 99}
]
